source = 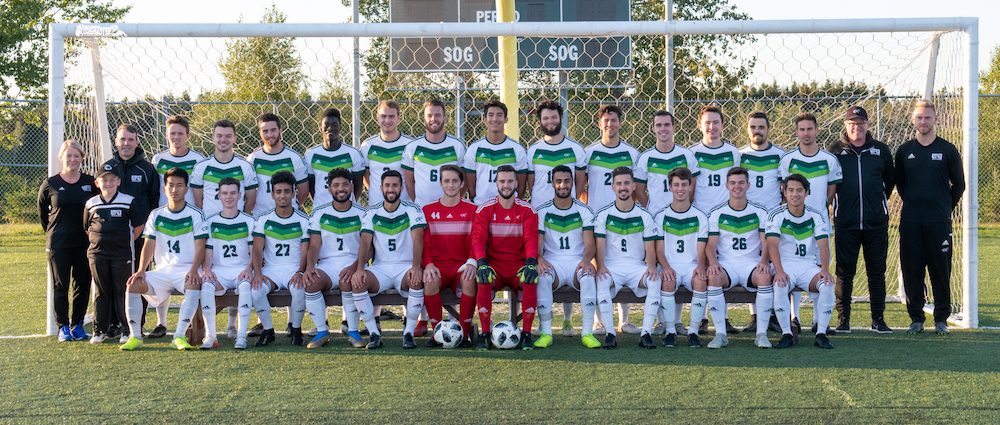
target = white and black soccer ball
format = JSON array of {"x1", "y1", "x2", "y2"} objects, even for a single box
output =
[
  {"x1": 433, "y1": 320, "x2": 464, "y2": 348},
  {"x1": 491, "y1": 320, "x2": 521, "y2": 349}
]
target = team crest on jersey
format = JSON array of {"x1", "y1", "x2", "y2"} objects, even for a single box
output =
[
  {"x1": 131, "y1": 175, "x2": 143, "y2": 182},
  {"x1": 110, "y1": 209, "x2": 122, "y2": 217},
  {"x1": 932, "y1": 153, "x2": 943, "y2": 160},
  {"x1": 81, "y1": 185, "x2": 92, "y2": 192}
]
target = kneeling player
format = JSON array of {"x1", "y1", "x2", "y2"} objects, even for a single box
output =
[
  {"x1": 120, "y1": 168, "x2": 210, "y2": 351},
  {"x1": 593, "y1": 167, "x2": 662, "y2": 349},
  {"x1": 705, "y1": 167, "x2": 774, "y2": 349},
  {"x1": 304, "y1": 168, "x2": 365, "y2": 348},
  {"x1": 535, "y1": 165, "x2": 599, "y2": 348},
  {"x1": 766, "y1": 174, "x2": 836, "y2": 349},
  {"x1": 472, "y1": 165, "x2": 540, "y2": 350},
  {"x1": 250, "y1": 171, "x2": 311, "y2": 347},
  {"x1": 653, "y1": 167, "x2": 709, "y2": 348},
  {"x1": 351, "y1": 170, "x2": 426, "y2": 349},
  {"x1": 201, "y1": 177, "x2": 256, "y2": 349}
]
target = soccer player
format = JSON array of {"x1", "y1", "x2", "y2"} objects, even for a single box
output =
[
  {"x1": 362, "y1": 100, "x2": 414, "y2": 205},
  {"x1": 304, "y1": 168, "x2": 366, "y2": 347},
  {"x1": 200, "y1": 177, "x2": 257, "y2": 349},
  {"x1": 421, "y1": 164, "x2": 479, "y2": 347},
  {"x1": 895, "y1": 100, "x2": 965, "y2": 335},
  {"x1": 464, "y1": 100, "x2": 529, "y2": 203},
  {"x1": 635, "y1": 110, "x2": 700, "y2": 215},
  {"x1": 248, "y1": 113, "x2": 309, "y2": 217},
  {"x1": 192, "y1": 119, "x2": 259, "y2": 218},
  {"x1": 472, "y1": 165, "x2": 540, "y2": 350},
  {"x1": 403, "y1": 99, "x2": 466, "y2": 206},
  {"x1": 305, "y1": 108, "x2": 365, "y2": 207},
  {"x1": 652, "y1": 167, "x2": 709, "y2": 348},
  {"x1": 350, "y1": 170, "x2": 427, "y2": 349},
  {"x1": 705, "y1": 167, "x2": 774, "y2": 349},
  {"x1": 250, "y1": 171, "x2": 312, "y2": 347},
  {"x1": 691, "y1": 105, "x2": 741, "y2": 213},
  {"x1": 152, "y1": 115, "x2": 205, "y2": 207},
  {"x1": 592, "y1": 166, "x2": 662, "y2": 349},
  {"x1": 766, "y1": 174, "x2": 836, "y2": 349},
  {"x1": 535, "y1": 165, "x2": 599, "y2": 348},
  {"x1": 119, "y1": 168, "x2": 210, "y2": 351}
]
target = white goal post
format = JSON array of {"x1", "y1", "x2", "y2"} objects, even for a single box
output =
[{"x1": 46, "y1": 17, "x2": 979, "y2": 334}]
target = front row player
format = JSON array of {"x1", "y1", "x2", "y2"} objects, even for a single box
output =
[
  {"x1": 766, "y1": 174, "x2": 836, "y2": 349},
  {"x1": 120, "y1": 168, "x2": 211, "y2": 351},
  {"x1": 472, "y1": 164, "x2": 540, "y2": 350}
]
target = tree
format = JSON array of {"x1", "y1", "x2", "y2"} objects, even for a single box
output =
[
  {"x1": 979, "y1": 45, "x2": 1000, "y2": 221},
  {"x1": 217, "y1": 4, "x2": 308, "y2": 102}
]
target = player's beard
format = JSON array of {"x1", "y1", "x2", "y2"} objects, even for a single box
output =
[
  {"x1": 425, "y1": 121, "x2": 444, "y2": 135},
  {"x1": 554, "y1": 187, "x2": 571, "y2": 199},
  {"x1": 333, "y1": 190, "x2": 351, "y2": 203},
  {"x1": 499, "y1": 187, "x2": 515, "y2": 200},
  {"x1": 383, "y1": 190, "x2": 400, "y2": 203},
  {"x1": 540, "y1": 122, "x2": 561, "y2": 137},
  {"x1": 751, "y1": 134, "x2": 767, "y2": 147},
  {"x1": 617, "y1": 190, "x2": 631, "y2": 201}
]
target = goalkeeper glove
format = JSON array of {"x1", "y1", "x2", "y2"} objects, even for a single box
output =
[
  {"x1": 476, "y1": 258, "x2": 496, "y2": 285},
  {"x1": 518, "y1": 257, "x2": 539, "y2": 285}
]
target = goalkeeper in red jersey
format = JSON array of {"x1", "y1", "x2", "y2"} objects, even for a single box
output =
[{"x1": 472, "y1": 164, "x2": 540, "y2": 350}]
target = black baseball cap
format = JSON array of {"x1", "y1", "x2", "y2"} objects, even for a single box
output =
[
  {"x1": 844, "y1": 105, "x2": 869, "y2": 121},
  {"x1": 95, "y1": 163, "x2": 118, "y2": 179}
]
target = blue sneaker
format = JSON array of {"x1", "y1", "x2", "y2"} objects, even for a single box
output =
[
  {"x1": 58, "y1": 325, "x2": 72, "y2": 342},
  {"x1": 70, "y1": 324, "x2": 90, "y2": 341}
]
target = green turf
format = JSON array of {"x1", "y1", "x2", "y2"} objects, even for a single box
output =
[{"x1": 2, "y1": 223, "x2": 1000, "y2": 423}]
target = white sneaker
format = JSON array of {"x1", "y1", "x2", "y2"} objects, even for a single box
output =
[
  {"x1": 592, "y1": 323, "x2": 607, "y2": 336},
  {"x1": 90, "y1": 333, "x2": 106, "y2": 344},
  {"x1": 619, "y1": 322, "x2": 641, "y2": 334},
  {"x1": 234, "y1": 337, "x2": 247, "y2": 349},
  {"x1": 200, "y1": 338, "x2": 218, "y2": 349},
  {"x1": 226, "y1": 324, "x2": 237, "y2": 339},
  {"x1": 707, "y1": 334, "x2": 729, "y2": 349},
  {"x1": 651, "y1": 323, "x2": 666, "y2": 335},
  {"x1": 754, "y1": 333, "x2": 772, "y2": 349},
  {"x1": 562, "y1": 320, "x2": 578, "y2": 337},
  {"x1": 119, "y1": 334, "x2": 130, "y2": 344}
]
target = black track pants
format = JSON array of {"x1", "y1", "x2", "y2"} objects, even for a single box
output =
[{"x1": 899, "y1": 222, "x2": 953, "y2": 323}]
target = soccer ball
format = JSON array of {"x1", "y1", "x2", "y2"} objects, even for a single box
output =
[
  {"x1": 491, "y1": 321, "x2": 521, "y2": 349},
  {"x1": 433, "y1": 320, "x2": 464, "y2": 348}
]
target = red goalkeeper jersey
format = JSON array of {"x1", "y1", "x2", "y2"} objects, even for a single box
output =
[
  {"x1": 471, "y1": 196, "x2": 539, "y2": 268},
  {"x1": 422, "y1": 199, "x2": 477, "y2": 271}
]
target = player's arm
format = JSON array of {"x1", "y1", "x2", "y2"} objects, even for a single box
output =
[
  {"x1": 693, "y1": 240, "x2": 708, "y2": 281},
  {"x1": 250, "y1": 235, "x2": 269, "y2": 289},
  {"x1": 655, "y1": 239, "x2": 675, "y2": 282},
  {"x1": 826, "y1": 184, "x2": 837, "y2": 208},
  {"x1": 575, "y1": 170, "x2": 587, "y2": 202},
  {"x1": 408, "y1": 227, "x2": 424, "y2": 285},
  {"x1": 244, "y1": 188, "x2": 258, "y2": 214},
  {"x1": 817, "y1": 236, "x2": 834, "y2": 284},
  {"x1": 288, "y1": 239, "x2": 310, "y2": 288},
  {"x1": 767, "y1": 235, "x2": 788, "y2": 287},
  {"x1": 422, "y1": 223, "x2": 442, "y2": 283},
  {"x1": 363, "y1": 169, "x2": 371, "y2": 192},
  {"x1": 894, "y1": 149, "x2": 906, "y2": 200},
  {"x1": 756, "y1": 229, "x2": 771, "y2": 274},
  {"x1": 403, "y1": 169, "x2": 416, "y2": 201},
  {"x1": 578, "y1": 229, "x2": 597, "y2": 276},
  {"x1": 296, "y1": 181, "x2": 309, "y2": 206},
  {"x1": 517, "y1": 173, "x2": 528, "y2": 201},
  {"x1": 705, "y1": 234, "x2": 722, "y2": 275},
  {"x1": 186, "y1": 238, "x2": 207, "y2": 286},
  {"x1": 202, "y1": 243, "x2": 218, "y2": 285},
  {"x1": 643, "y1": 239, "x2": 659, "y2": 283},
  {"x1": 594, "y1": 236, "x2": 610, "y2": 279},
  {"x1": 304, "y1": 232, "x2": 323, "y2": 284},
  {"x1": 525, "y1": 173, "x2": 535, "y2": 201},
  {"x1": 193, "y1": 188, "x2": 204, "y2": 209},
  {"x1": 465, "y1": 171, "x2": 477, "y2": 201},
  {"x1": 127, "y1": 237, "x2": 156, "y2": 286},
  {"x1": 634, "y1": 183, "x2": 649, "y2": 208},
  {"x1": 536, "y1": 230, "x2": 552, "y2": 276}
]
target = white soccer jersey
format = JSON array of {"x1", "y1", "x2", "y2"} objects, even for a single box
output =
[
  {"x1": 526, "y1": 136, "x2": 588, "y2": 208},
  {"x1": 361, "y1": 133, "x2": 414, "y2": 205},
  {"x1": 205, "y1": 211, "x2": 255, "y2": 269},
  {"x1": 707, "y1": 201, "x2": 768, "y2": 263},
  {"x1": 304, "y1": 143, "x2": 367, "y2": 207},
  {"x1": 247, "y1": 146, "x2": 310, "y2": 217},
  {"x1": 765, "y1": 205, "x2": 831, "y2": 265},
  {"x1": 152, "y1": 149, "x2": 206, "y2": 207},
  {"x1": 536, "y1": 199, "x2": 595, "y2": 260},
  {"x1": 190, "y1": 155, "x2": 259, "y2": 218},
  {"x1": 141, "y1": 203, "x2": 208, "y2": 268},
  {"x1": 463, "y1": 136, "x2": 529, "y2": 204},
  {"x1": 361, "y1": 201, "x2": 427, "y2": 266},
  {"x1": 634, "y1": 144, "x2": 701, "y2": 214},
  {"x1": 253, "y1": 209, "x2": 310, "y2": 268},
  {"x1": 309, "y1": 201, "x2": 367, "y2": 263},
  {"x1": 779, "y1": 147, "x2": 844, "y2": 217},
  {"x1": 740, "y1": 143, "x2": 786, "y2": 211},
  {"x1": 690, "y1": 141, "x2": 740, "y2": 213},
  {"x1": 401, "y1": 134, "x2": 466, "y2": 206},
  {"x1": 593, "y1": 201, "x2": 660, "y2": 268},
  {"x1": 654, "y1": 204, "x2": 709, "y2": 267},
  {"x1": 584, "y1": 141, "x2": 640, "y2": 209}
]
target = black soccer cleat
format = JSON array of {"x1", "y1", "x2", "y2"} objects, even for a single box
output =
[
  {"x1": 767, "y1": 312, "x2": 781, "y2": 332},
  {"x1": 663, "y1": 333, "x2": 677, "y2": 348},
  {"x1": 459, "y1": 336, "x2": 475, "y2": 348},
  {"x1": 791, "y1": 318, "x2": 801, "y2": 345},
  {"x1": 774, "y1": 333, "x2": 795, "y2": 349},
  {"x1": 248, "y1": 323, "x2": 264, "y2": 337},
  {"x1": 402, "y1": 332, "x2": 416, "y2": 349},
  {"x1": 520, "y1": 332, "x2": 534, "y2": 350},
  {"x1": 814, "y1": 334, "x2": 834, "y2": 349},
  {"x1": 725, "y1": 319, "x2": 740, "y2": 334},
  {"x1": 366, "y1": 333, "x2": 383, "y2": 350},
  {"x1": 425, "y1": 337, "x2": 442, "y2": 348},
  {"x1": 639, "y1": 333, "x2": 656, "y2": 349},
  {"x1": 285, "y1": 323, "x2": 293, "y2": 338},
  {"x1": 602, "y1": 333, "x2": 617, "y2": 349},
  {"x1": 698, "y1": 318, "x2": 709, "y2": 335},
  {"x1": 871, "y1": 318, "x2": 892, "y2": 334},
  {"x1": 687, "y1": 333, "x2": 702, "y2": 348},
  {"x1": 290, "y1": 327, "x2": 304, "y2": 346},
  {"x1": 743, "y1": 314, "x2": 757, "y2": 333},
  {"x1": 147, "y1": 324, "x2": 168, "y2": 339},
  {"x1": 254, "y1": 328, "x2": 275, "y2": 347},
  {"x1": 476, "y1": 332, "x2": 491, "y2": 351}
]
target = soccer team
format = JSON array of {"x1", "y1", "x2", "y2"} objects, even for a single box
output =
[{"x1": 51, "y1": 97, "x2": 964, "y2": 352}]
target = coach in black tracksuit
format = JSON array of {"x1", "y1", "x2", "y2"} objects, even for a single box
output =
[
  {"x1": 895, "y1": 101, "x2": 965, "y2": 334},
  {"x1": 828, "y1": 106, "x2": 895, "y2": 334}
]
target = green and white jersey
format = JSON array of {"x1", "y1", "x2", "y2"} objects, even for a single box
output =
[
  {"x1": 584, "y1": 141, "x2": 640, "y2": 209},
  {"x1": 361, "y1": 201, "x2": 427, "y2": 266},
  {"x1": 653, "y1": 204, "x2": 708, "y2": 267},
  {"x1": 252, "y1": 209, "x2": 310, "y2": 269},
  {"x1": 361, "y1": 133, "x2": 414, "y2": 205},
  {"x1": 402, "y1": 134, "x2": 466, "y2": 206},
  {"x1": 309, "y1": 201, "x2": 367, "y2": 264},
  {"x1": 526, "y1": 136, "x2": 588, "y2": 208},
  {"x1": 593, "y1": 201, "x2": 659, "y2": 268},
  {"x1": 463, "y1": 136, "x2": 529, "y2": 204},
  {"x1": 690, "y1": 141, "x2": 740, "y2": 213},
  {"x1": 141, "y1": 203, "x2": 208, "y2": 268},
  {"x1": 765, "y1": 205, "x2": 831, "y2": 266},
  {"x1": 536, "y1": 199, "x2": 595, "y2": 260},
  {"x1": 707, "y1": 201, "x2": 768, "y2": 263},
  {"x1": 152, "y1": 149, "x2": 206, "y2": 207},
  {"x1": 740, "y1": 143, "x2": 786, "y2": 211},
  {"x1": 205, "y1": 211, "x2": 255, "y2": 269},
  {"x1": 304, "y1": 143, "x2": 366, "y2": 207},
  {"x1": 190, "y1": 155, "x2": 259, "y2": 218},
  {"x1": 779, "y1": 148, "x2": 844, "y2": 217},
  {"x1": 247, "y1": 146, "x2": 310, "y2": 217},
  {"x1": 634, "y1": 144, "x2": 701, "y2": 214}
]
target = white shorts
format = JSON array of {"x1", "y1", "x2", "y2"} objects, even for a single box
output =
[
  {"x1": 367, "y1": 263, "x2": 409, "y2": 297},
  {"x1": 142, "y1": 265, "x2": 188, "y2": 305},
  {"x1": 658, "y1": 261, "x2": 698, "y2": 290},
  {"x1": 549, "y1": 256, "x2": 584, "y2": 290},
  {"x1": 207, "y1": 266, "x2": 252, "y2": 295},
  {"x1": 316, "y1": 258, "x2": 355, "y2": 287},
  {"x1": 718, "y1": 258, "x2": 767, "y2": 292},
  {"x1": 608, "y1": 264, "x2": 660, "y2": 298},
  {"x1": 778, "y1": 261, "x2": 822, "y2": 293},
  {"x1": 262, "y1": 265, "x2": 299, "y2": 291}
]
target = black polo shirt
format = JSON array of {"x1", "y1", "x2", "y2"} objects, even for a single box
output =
[{"x1": 84, "y1": 192, "x2": 144, "y2": 261}]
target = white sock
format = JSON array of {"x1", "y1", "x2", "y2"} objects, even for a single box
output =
[
  {"x1": 354, "y1": 291, "x2": 379, "y2": 336},
  {"x1": 748, "y1": 302, "x2": 756, "y2": 317},
  {"x1": 618, "y1": 303, "x2": 630, "y2": 325},
  {"x1": 419, "y1": 306, "x2": 428, "y2": 321},
  {"x1": 200, "y1": 282, "x2": 216, "y2": 340},
  {"x1": 660, "y1": 290, "x2": 676, "y2": 334},
  {"x1": 174, "y1": 289, "x2": 200, "y2": 337},
  {"x1": 689, "y1": 291, "x2": 707, "y2": 335},
  {"x1": 305, "y1": 291, "x2": 328, "y2": 332},
  {"x1": 563, "y1": 303, "x2": 573, "y2": 321},
  {"x1": 227, "y1": 306, "x2": 238, "y2": 328},
  {"x1": 288, "y1": 286, "x2": 306, "y2": 329},
  {"x1": 816, "y1": 284, "x2": 835, "y2": 335},
  {"x1": 756, "y1": 285, "x2": 776, "y2": 335},
  {"x1": 707, "y1": 287, "x2": 727, "y2": 336},
  {"x1": 596, "y1": 276, "x2": 615, "y2": 335},
  {"x1": 792, "y1": 291, "x2": 802, "y2": 322},
  {"x1": 808, "y1": 292, "x2": 819, "y2": 325},
  {"x1": 341, "y1": 292, "x2": 359, "y2": 332},
  {"x1": 126, "y1": 293, "x2": 144, "y2": 338},
  {"x1": 674, "y1": 302, "x2": 683, "y2": 326},
  {"x1": 579, "y1": 274, "x2": 597, "y2": 335},
  {"x1": 536, "y1": 273, "x2": 555, "y2": 335},
  {"x1": 236, "y1": 282, "x2": 252, "y2": 339},
  {"x1": 773, "y1": 286, "x2": 792, "y2": 334},
  {"x1": 641, "y1": 288, "x2": 660, "y2": 335},
  {"x1": 156, "y1": 299, "x2": 169, "y2": 327},
  {"x1": 250, "y1": 285, "x2": 273, "y2": 330},
  {"x1": 404, "y1": 289, "x2": 424, "y2": 334}
]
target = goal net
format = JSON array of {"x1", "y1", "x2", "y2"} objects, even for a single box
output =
[{"x1": 49, "y1": 17, "x2": 978, "y2": 328}]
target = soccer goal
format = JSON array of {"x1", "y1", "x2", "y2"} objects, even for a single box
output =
[{"x1": 46, "y1": 15, "x2": 979, "y2": 334}]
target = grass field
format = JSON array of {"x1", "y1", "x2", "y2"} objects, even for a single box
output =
[{"x1": 2, "y1": 223, "x2": 1000, "y2": 423}]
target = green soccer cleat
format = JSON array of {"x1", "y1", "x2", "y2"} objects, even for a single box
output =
[
  {"x1": 119, "y1": 337, "x2": 143, "y2": 351},
  {"x1": 581, "y1": 333, "x2": 602, "y2": 348},
  {"x1": 533, "y1": 332, "x2": 553, "y2": 348},
  {"x1": 171, "y1": 336, "x2": 195, "y2": 351}
]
